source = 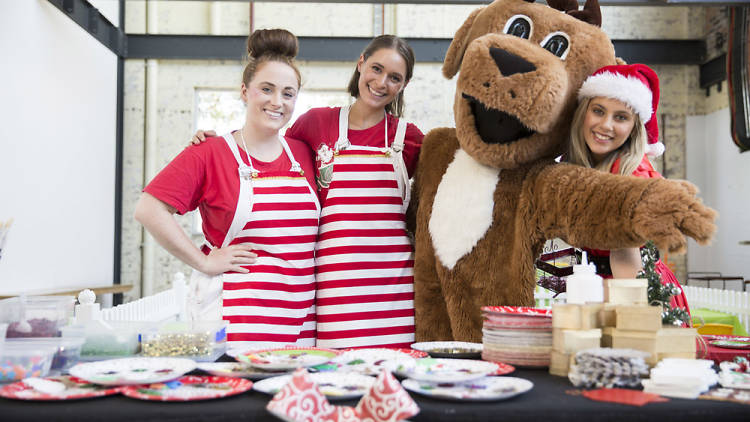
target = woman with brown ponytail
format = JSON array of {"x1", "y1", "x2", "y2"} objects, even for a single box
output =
[{"x1": 135, "y1": 29, "x2": 319, "y2": 351}]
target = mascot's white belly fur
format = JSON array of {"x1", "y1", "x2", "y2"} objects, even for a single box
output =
[{"x1": 429, "y1": 148, "x2": 500, "y2": 270}]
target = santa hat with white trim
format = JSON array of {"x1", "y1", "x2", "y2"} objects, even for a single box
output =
[{"x1": 577, "y1": 63, "x2": 664, "y2": 157}]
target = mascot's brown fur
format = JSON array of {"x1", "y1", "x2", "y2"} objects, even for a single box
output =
[{"x1": 407, "y1": 0, "x2": 717, "y2": 342}]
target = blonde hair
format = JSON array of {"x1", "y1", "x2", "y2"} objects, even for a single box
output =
[{"x1": 567, "y1": 97, "x2": 647, "y2": 176}]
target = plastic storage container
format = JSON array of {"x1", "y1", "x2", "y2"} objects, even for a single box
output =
[
  {"x1": 0, "y1": 322, "x2": 7, "y2": 356},
  {"x1": 0, "y1": 295, "x2": 75, "y2": 338},
  {"x1": 0, "y1": 341, "x2": 57, "y2": 383},
  {"x1": 61, "y1": 321, "x2": 143, "y2": 361},
  {"x1": 6, "y1": 337, "x2": 85, "y2": 374},
  {"x1": 140, "y1": 320, "x2": 227, "y2": 361}
]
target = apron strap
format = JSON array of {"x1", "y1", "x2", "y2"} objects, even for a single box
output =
[
  {"x1": 278, "y1": 135, "x2": 303, "y2": 173},
  {"x1": 390, "y1": 118, "x2": 411, "y2": 212},
  {"x1": 335, "y1": 105, "x2": 351, "y2": 151},
  {"x1": 223, "y1": 133, "x2": 255, "y2": 178}
]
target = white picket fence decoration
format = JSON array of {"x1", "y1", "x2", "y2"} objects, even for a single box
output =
[
  {"x1": 683, "y1": 285, "x2": 750, "y2": 334},
  {"x1": 534, "y1": 285, "x2": 566, "y2": 309},
  {"x1": 99, "y1": 276, "x2": 188, "y2": 322}
]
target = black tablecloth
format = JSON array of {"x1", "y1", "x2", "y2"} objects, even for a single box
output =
[{"x1": 1, "y1": 367, "x2": 748, "y2": 422}]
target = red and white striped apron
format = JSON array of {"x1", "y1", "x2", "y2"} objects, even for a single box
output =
[
  {"x1": 218, "y1": 133, "x2": 319, "y2": 351},
  {"x1": 315, "y1": 105, "x2": 415, "y2": 349}
]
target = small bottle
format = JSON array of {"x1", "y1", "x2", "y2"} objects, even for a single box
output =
[{"x1": 565, "y1": 252, "x2": 604, "y2": 304}]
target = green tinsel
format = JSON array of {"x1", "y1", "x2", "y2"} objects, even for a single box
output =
[{"x1": 637, "y1": 241, "x2": 690, "y2": 326}]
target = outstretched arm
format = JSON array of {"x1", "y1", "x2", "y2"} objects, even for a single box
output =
[
  {"x1": 530, "y1": 163, "x2": 716, "y2": 254},
  {"x1": 134, "y1": 193, "x2": 256, "y2": 275}
]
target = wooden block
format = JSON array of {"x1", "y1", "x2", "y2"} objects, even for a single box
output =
[
  {"x1": 601, "y1": 326, "x2": 615, "y2": 347},
  {"x1": 611, "y1": 327, "x2": 698, "y2": 366},
  {"x1": 657, "y1": 351, "x2": 696, "y2": 362},
  {"x1": 655, "y1": 327, "x2": 697, "y2": 353},
  {"x1": 599, "y1": 304, "x2": 617, "y2": 327},
  {"x1": 611, "y1": 329, "x2": 658, "y2": 365},
  {"x1": 552, "y1": 303, "x2": 604, "y2": 330},
  {"x1": 606, "y1": 279, "x2": 647, "y2": 305},
  {"x1": 616, "y1": 305, "x2": 663, "y2": 332},
  {"x1": 561, "y1": 329, "x2": 601, "y2": 353},
  {"x1": 549, "y1": 350, "x2": 572, "y2": 377}
]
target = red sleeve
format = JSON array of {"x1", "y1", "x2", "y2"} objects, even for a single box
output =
[
  {"x1": 402, "y1": 122, "x2": 425, "y2": 178},
  {"x1": 143, "y1": 145, "x2": 206, "y2": 215},
  {"x1": 286, "y1": 107, "x2": 337, "y2": 151},
  {"x1": 631, "y1": 156, "x2": 663, "y2": 179}
]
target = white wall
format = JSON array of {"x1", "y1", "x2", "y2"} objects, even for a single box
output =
[
  {"x1": 686, "y1": 108, "x2": 750, "y2": 282},
  {"x1": 0, "y1": 1, "x2": 117, "y2": 293}
]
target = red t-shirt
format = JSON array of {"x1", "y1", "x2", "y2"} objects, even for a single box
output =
[
  {"x1": 144, "y1": 134, "x2": 316, "y2": 248},
  {"x1": 285, "y1": 107, "x2": 424, "y2": 177}
]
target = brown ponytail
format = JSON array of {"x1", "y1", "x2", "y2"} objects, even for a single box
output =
[{"x1": 242, "y1": 29, "x2": 301, "y2": 87}]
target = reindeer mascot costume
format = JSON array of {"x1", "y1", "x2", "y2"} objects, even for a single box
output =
[{"x1": 408, "y1": 0, "x2": 717, "y2": 342}]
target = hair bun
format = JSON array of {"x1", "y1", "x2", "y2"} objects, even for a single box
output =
[{"x1": 247, "y1": 29, "x2": 299, "y2": 60}]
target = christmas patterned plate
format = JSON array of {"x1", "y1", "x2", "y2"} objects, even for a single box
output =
[
  {"x1": 120, "y1": 375, "x2": 252, "y2": 401},
  {"x1": 0, "y1": 376, "x2": 121, "y2": 401},
  {"x1": 401, "y1": 376, "x2": 533, "y2": 401},
  {"x1": 332, "y1": 348, "x2": 423, "y2": 376},
  {"x1": 481, "y1": 306, "x2": 552, "y2": 317},
  {"x1": 253, "y1": 372, "x2": 376, "y2": 400},
  {"x1": 196, "y1": 362, "x2": 291, "y2": 380},
  {"x1": 411, "y1": 341, "x2": 483, "y2": 359},
  {"x1": 236, "y1": 348, "x2": 340, "y2": 371},
  {"x1": 387, "y1": 358, "x2": 499, "y2": 383},
  {"x1": 68, "y1": 357, "x2": 196, "y2": 386},
  {"x1": 710, "y1": 340, "x2": 750, "y2": 350}
]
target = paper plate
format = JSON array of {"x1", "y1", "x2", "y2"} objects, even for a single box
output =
[
  {"x1": 388, "y1": 358, "x2": 499, "y2": 383},
  {"x1": 481, "y1": 306, "x2": 552, "y2": 318},
  {"x1": 710, "y1": 340, "x2": 750, "y2": 350},
  {"x1": 196, "y1": 362, "x2": 291, "y2": 380},
  {"x1": 120, "y1": 376, "x2": 252, "y2": 401},
  {"x1": 236, "y1": 347, "x2": 339, "y2": 371},
  {"x1": 411, "y1": 341, "x2": 483, "y2": 359},
  {"x1": 254, "y1": 372, "x2": 376, "y2": 400},
  {"x1": 402, "y1": 376, "x2": 533, "y2": 401},
  {"x1": 0, "y1": 376, "x2": 121, "y2": 401},
  {"x1": 69, "y1": 357, "x2": 196, "y2": 386},
  {"x1": 332, "y1": 348, "x2": 421, "y2": 376},
  {"x1": 489, "y1": 361, "x2": 516, "y2": 375}
]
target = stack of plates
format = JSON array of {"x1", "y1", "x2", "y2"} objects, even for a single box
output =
[{"x1": 481, "y1": 306, "x2": 552, "y2": 367}]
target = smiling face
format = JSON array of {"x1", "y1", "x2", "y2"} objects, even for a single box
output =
[
  {"x1": 356, "y1": 48, "x2": 408, "y2": 111},
  {"x1": 443, "y1": 0, "x2": 617, "y2": 169},
  {"x1": 241, "y1": 60, "x2": 299, "y2": 135},
  {"x1": 581, "y1": 96, "x2": 636, "y2": 164}
]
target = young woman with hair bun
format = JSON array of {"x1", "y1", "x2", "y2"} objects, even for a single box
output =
[
  {"x1": 194, "y1": 35, "x2": 424, "y2": 349},
  {"x1": 136, "y1": 29, "x2": 319, "y2": 350}
]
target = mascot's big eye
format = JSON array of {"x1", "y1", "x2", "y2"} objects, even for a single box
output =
[
  {"x1": 540, "y1": 32, "x2": 570, "y2": 60},
  {"x1": 503, "y1": 15, "x2": 533, "y2": 39}
]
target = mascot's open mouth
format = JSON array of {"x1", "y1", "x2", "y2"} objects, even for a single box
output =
[{"x1": 462, "y1": 94, "x2": 534, "y2": 145}]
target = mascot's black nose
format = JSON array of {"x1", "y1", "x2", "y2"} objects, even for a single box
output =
[{"x1": 490, "y1": 47, "x2": 536, "y2": 76}]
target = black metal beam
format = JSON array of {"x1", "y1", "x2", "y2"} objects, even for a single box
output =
[
  {"x1": 613, "y1": 39, "x2": 706, "y2": 65},
  {"x1": 113, "y1": 0, "x2": 125, "y2": 305},
  {"x1": 47, "y1": 0, "x2": 126, "y2": 57},
  {"x1": 699, "y1": 53, "x2": 727, "y2": 91},
  {"x1": 127, "y1": 34, "x2": 707, "y2": 65},
  {"x1": 169, "y1": 1, "x2": 750, "y2": 5}
]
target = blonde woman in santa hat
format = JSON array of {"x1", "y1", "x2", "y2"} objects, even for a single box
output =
[{"x1": 567, "y1": 63, "x2": 690, "y2": 317}]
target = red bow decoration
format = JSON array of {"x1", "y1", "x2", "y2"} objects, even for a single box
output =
[{"x1": 267, "y1": 368, "x2": 420, "y2": 422}]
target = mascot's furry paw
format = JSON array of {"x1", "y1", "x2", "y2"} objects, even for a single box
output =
[{"x1": 633, "y1": 179, "x2": 717, "y2": 254}]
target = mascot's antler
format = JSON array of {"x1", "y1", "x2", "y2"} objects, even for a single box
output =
[{"x1": 547, "y1": 0, "x2": 602, "y2": 27}]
